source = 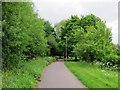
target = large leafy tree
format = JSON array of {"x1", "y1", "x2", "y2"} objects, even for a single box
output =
[
  {"x1": 44, "y1": 21, "x2": 57, "y2": 56},
  {"x1": 56, "y1": 14, "x2": 119, "y2": 64},
  {"x1": 74, "y1": 21, "x2": 113, "y2": 62},
  {"x1": 2, "y1": 2, "x2": 48, "y2": 70},
  {"x1": 73, "y1": 14, "x2": 119, "y2": 64},
  {"x1": 54, "y1": 20, "x2": 67, "y2": 56},
  {"x1": 58, "y1": 16, "x2": 80, "y2": 58}
]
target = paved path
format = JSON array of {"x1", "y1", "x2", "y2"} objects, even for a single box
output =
[{"x1": 38, "y1": 61, "x2": 87, "y2": 88}]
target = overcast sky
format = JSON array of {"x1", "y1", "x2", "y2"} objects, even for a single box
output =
[{"x1": 32, "y1": 0, "x2": 119, "y2": 44}]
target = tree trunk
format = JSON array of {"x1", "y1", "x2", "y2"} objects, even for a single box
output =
[{"x1": 75, "y1": 56, "x2": 77, "y2": 60}]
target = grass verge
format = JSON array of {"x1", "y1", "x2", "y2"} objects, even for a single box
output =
[
  {"x1": 65, "y1": 61, "x2": 118, "y2": 89},
  {"x1": 2, "y1": 57, "x2": 55, "y2": 88}
]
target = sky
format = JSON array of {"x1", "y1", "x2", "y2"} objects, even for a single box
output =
[{"x1": 32, "y1": 0, "x2": 119, "y2": 44}]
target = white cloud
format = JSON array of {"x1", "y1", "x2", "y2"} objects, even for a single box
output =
[
  {"x1": 33, "y1": 2, "x2": 84, "y2": 24},
  {"x1": 32, "y1": 0, "x2": 119, "y2": 3}
]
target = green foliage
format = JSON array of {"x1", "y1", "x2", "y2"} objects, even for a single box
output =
[
  {"x1": 103, "y1": 53, "x2": 119, "y2": 68},
  {"x1": 79, "y1": 14, "x2": 101, "y2": 30},
  {"x1": 56, "y1": 14, "x2": 118, "y2": 66},
  {"x1": 54, "y1": 20, "x2": 66, "y2": 38},
  {"x1": 55, "y1": 15, "x2": 80, "y2": 57},
  {"x1": 2, "y1": 2, "x2": 119, "y2": 89},
  {"x1": 54, "y1": 20, "x2": 67, "y2": 56},
  {"x1": 65, "y1": 62, "x2": 118, "y2": 88},
  {"x1": 116, "y1": 44, "x2": 120, "y2": 56},
  {"x1": 44, "y1": 21, "x2": 57, "y2": 56},
  {"x1": 73, "y1": 15, "x2": 118, "y2": 65},
  {"x1": 2, "y1": 2, "x2": 48, "y2": 70},
  {"x1": 74, "y1": 21, "x2": 113, "y2": 61},
  {"x1": 44, "y1": 21, "x2": 54, "y2": 37},
  {"x1": 55, "y1": 14, "x2": 104, "y2": 59},
  {"x1": 2, "y1": 57, "x2": 55, "y2": 88}
]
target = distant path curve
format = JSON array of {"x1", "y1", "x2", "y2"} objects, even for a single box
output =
[{"x1": 38, "y1": 61, "x2": 87, "y2": 88}]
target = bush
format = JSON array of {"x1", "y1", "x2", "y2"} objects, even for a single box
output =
[
  {"x1": 105, "y1": 54, "x2": 119, "y2": 63},
  {"x1": 98, "y1": 54, "x2": 119, "y2": 70}
]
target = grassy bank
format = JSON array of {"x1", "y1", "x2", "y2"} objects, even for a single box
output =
[
  {"x1": 2, "y1": 57, "x2": 55, "y2": 88},
  {"x1": 65, "y1": 61, "x2": 118, "y2": 89}
]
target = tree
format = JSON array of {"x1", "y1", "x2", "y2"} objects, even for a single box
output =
[
  {"x1": 73, "y1": 15, "x2": 118, "y2": 64},
  {"x1": 56, "y1": 14, "x2": 118, "y2": 65},
  {"x1": 43, "y1": 20, "x2": 57, "y2": 56},
  {"x1": 54, "y1": 20, "x2": 67, "y2": 57},
  {"x1": 58, "y1": 15, "x2": 80, "y2": 58},
  {"x1": 2, "y1": 2, "x2": 48, "y2": 70}
]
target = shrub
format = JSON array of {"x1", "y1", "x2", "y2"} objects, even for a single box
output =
[{"x1": 101, "y1": 54, "x2": 119, "y2": 69}]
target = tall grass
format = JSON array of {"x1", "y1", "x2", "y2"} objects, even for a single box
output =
[{"x1": 2, "y1": 57, "x2": 55, "y2": 88}]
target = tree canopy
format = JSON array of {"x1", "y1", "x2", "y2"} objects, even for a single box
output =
[
  {"x1": 2, "y1": 2, "x2": 54, "y2": 70},
  {"x1": 55, "y1": 14, "x2": 119, "y2": 65},
  {"x1": 2, "y1": 2, "x2": 119, "y2": 70}
]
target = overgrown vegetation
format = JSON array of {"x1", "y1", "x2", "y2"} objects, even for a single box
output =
[
  {"x1": 65, "y1": 62, "x2": 118, "y2": 89},
  {"x1": 2, "y1": 1, "x2": 119, "y2": 88},
  {"x1": 2, "y1": 2, "x2": 57, "y2": 88},
  {"x1": 2, "y1": 2, "x2": 57, "y2": 70},
  {"x1": 2, "y1": 57, "x2": 55, "y2": 88}
]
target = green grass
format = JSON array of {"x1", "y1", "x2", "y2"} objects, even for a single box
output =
[
  {"x1": 65, "y1": 61, "x2": 118, "y2": 89},
  {"x1": 2, "y1": 57, "x2": 55, "y2": 88}
]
